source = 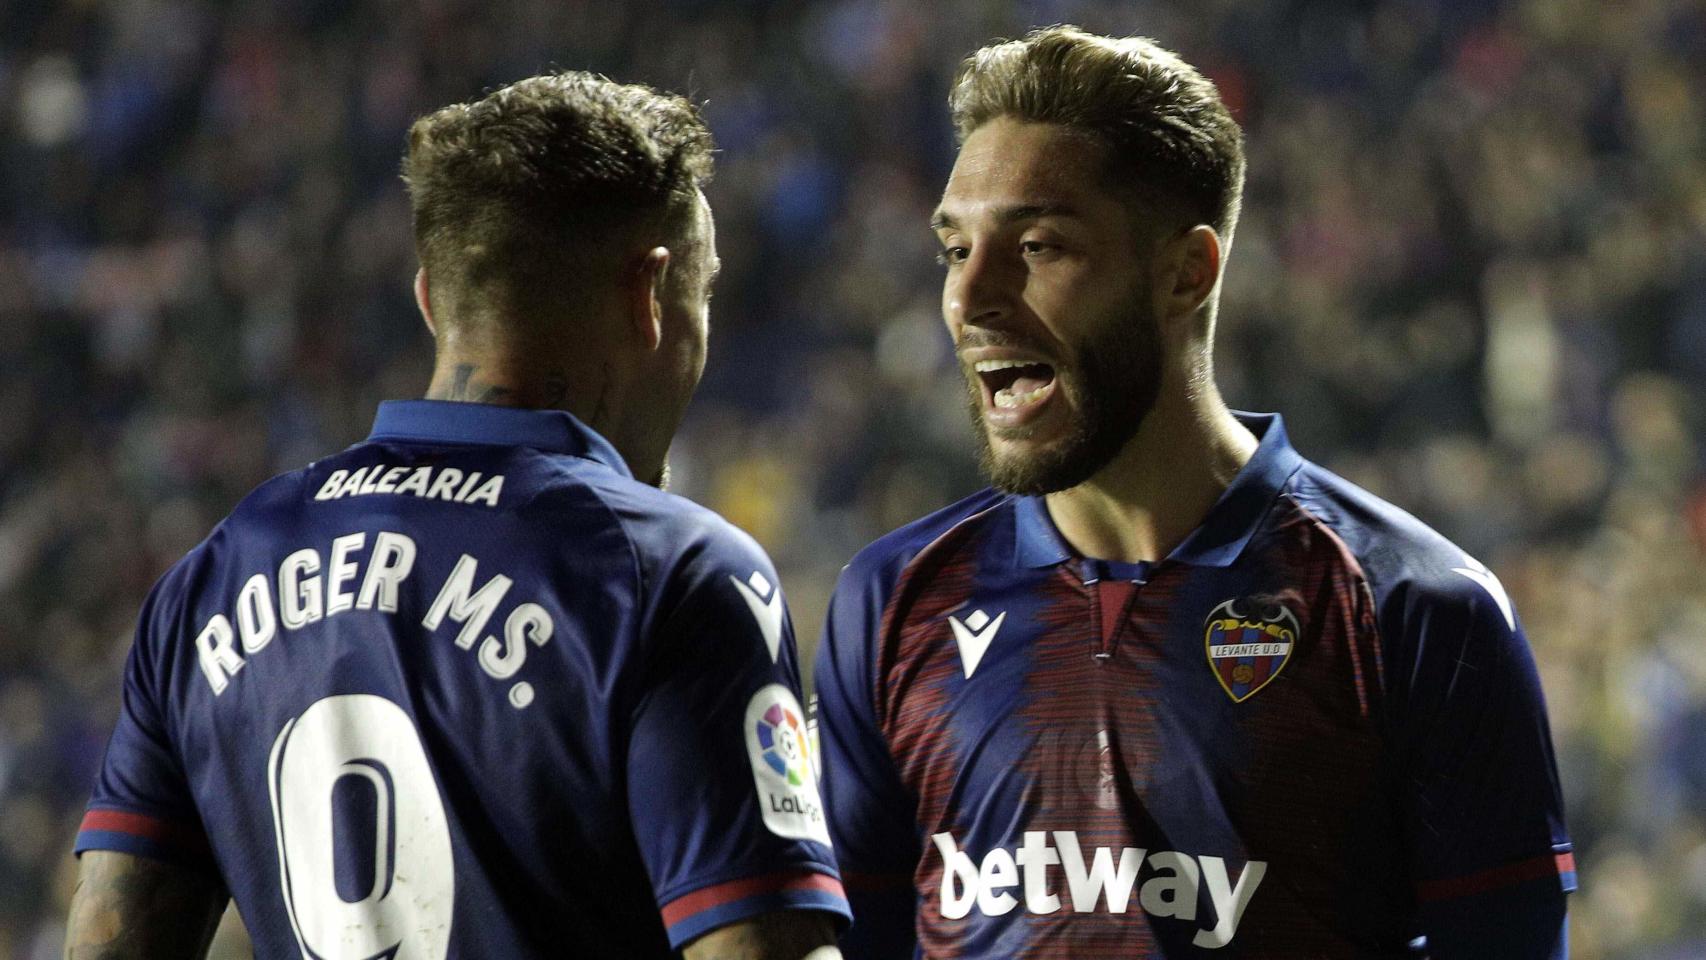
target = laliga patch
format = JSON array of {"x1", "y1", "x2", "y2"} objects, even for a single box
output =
[
  {"x1": 1204, "y1": 597, "x2": 1299, "y2": 703},
  {"x1": 744, "y1": 684, "x2": 832, "y2": 845}
]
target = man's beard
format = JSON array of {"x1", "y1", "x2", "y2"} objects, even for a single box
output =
[{"x1": 967, "y1": 295, "x2": 1162, "y2": 497}]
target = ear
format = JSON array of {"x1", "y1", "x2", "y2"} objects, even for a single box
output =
[
  {"x1": 627, "y1": 246, "x2": 671, "y2": 352},
  {"x1": 414, "y1": 267, "x2": 436, "y2": 337},
  {"x1": 1157, "y1": 225, "x2": 1223, "y2": 325}
]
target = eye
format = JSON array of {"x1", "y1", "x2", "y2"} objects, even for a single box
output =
[
  {"x1": 1020, "y1": 240, "x2": 1057, "y2": 257},
  {"x1": 935, "y1": 246, "x2": 969, "y2": 267}
]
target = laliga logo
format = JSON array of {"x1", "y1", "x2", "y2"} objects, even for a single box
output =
[
  {"x1": 755, "y1": 700, "x2": 811, "y2": 787},
  {"x1": 744, "y1": 685, "x2": 832, "y2": 846}
]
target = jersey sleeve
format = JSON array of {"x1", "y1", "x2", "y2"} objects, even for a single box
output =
[
  {"x1": 625, "y1": 525, "x2": 850, "y2": 949},
  {"x1": 815, "y1": 557, "x2": 921, "y2": 958},
  {"x1": 1389, "y1": 561, "x2": 1574, "y2": 958},
  {"x1": 74, "y1": 585, "x2": 217, "y2": 874}
]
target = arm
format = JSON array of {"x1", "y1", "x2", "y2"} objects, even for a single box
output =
[
  {"x1": 682, "y1": 910, "x2": 843, "y2": 960},
  {"x1": 71, "y1": 588, "x2": 227, "y2": 959},
  {"x1": 814, "y1": 565, "x2": 921, "y2": 959},
  {"x1": 625, "y1": 525, "x2": 849, "y2": 948},
  {"x1": 64, "y1": 850, "x2": 226, "y2": 960},
  {"x1": 1392, "y1": 561, "x2": 1574, "y2": 959}
]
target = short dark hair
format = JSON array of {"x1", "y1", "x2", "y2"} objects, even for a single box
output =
[
  {"x1": 403, "y1": 71, "x2": 714, "y2": 330},
  {"x1": 949, "y1": 25, "x2": 1245, "y2": 244}
]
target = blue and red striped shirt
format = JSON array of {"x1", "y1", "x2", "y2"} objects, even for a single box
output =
[{"x1": 816, "y1": 412, "x2": 1573, "y2": 958}]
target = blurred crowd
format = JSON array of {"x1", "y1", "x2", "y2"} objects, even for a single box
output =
[{"x1": 2, "y1": 0, "x2": 1703, "y2": 956}]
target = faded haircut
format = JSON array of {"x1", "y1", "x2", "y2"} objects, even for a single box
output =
[
  {"x1": 949, "y1": 25, "x2": 1245, "y2": 246},
  {"x1": 403, "y1": 71, "x2": 714, "y2": 333}
]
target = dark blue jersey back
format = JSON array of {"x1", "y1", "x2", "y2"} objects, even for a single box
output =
[{"x1": 76, "y1": 401, "x2": 849, "y2": 959}]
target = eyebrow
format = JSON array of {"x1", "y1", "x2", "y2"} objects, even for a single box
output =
[{"x1": 930, "y1": 202, "x2": 1083, "y2": 232}]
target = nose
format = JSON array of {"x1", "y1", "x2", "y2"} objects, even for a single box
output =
[{"x1": 944, "y1": 244, "x2": 1021, "y2": 334}]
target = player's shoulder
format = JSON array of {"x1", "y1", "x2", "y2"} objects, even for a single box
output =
[
  {"x1": 223, "y1": 459, "x2": 320, "y2": 531},
  {"x1": 1287, "y1": 459, "x2": 1516, "y2": 635},
  {"x1": 837, "y1": 487, "x2": 1011, "y2": 596},
  {"x1": 573, "y1": 468, "x2": 776, "y2": 580},
  {"x1": 133, "y1": 467, "x2": 312, "y2": 634}
]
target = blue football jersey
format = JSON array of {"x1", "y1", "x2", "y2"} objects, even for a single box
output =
[
  {"x1": 76, "y1": 400, "x2": 850, "y2": 959},
  {"x1": 816, "y1": 413, "x2": 1573, "y2": 959}
]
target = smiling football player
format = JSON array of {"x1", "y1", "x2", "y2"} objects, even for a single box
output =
[{"x1": 814, "y1": 26, "x2": 1575, "y2": 960}]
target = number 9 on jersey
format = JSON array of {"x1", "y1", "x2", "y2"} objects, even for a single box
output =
[{"x1": 268, "y1": 694, "x2": 455, "y2": 960}]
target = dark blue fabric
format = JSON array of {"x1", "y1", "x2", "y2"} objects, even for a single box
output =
[{"x1": 81, "y1": 401, "x2": 848, "y2": 958}]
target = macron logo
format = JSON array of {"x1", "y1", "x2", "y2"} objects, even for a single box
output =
[
  {"x1": 1451, "y1": 554, "x2": 1515, "y2": 631},
  {"x1": 948, "y1": 609, "x2": 1005, "y2": 678},
  {"x1": 933, "y1": 831, "x2": 1265, "y2": 949},
  {"x1": 731, "y1": 571, "x2": 784, "y2": 663}
]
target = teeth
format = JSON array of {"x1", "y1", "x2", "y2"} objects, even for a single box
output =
[
  {"x1": 994, "y1": 384, "x2": 1051, "y2": 408},
  {"x1": 974, "y1": 359, "x2": 1042, "y2": 373}
]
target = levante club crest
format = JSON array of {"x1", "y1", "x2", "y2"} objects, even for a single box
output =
[{"x1": 1203, "y1": 597, "x2": 1300, "y2": 702}]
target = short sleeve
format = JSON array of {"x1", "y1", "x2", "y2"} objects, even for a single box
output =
[
  {"x1": 626, "y1": 531, "x2": 850, "y2": 949},
  {"x1": 815, "y1": 559, "x2": 921, "y2": 958},
  {"x1": 75, "y1": 589, "x2": 216, "y2": 873},
  {"x1": 1392, "y1": 565, "x2": 1573, "y2": 956}
]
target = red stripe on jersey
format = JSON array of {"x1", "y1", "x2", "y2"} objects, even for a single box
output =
[
  {"x1": 1416, "y1": 851, "x2": 1577, "y2": 902},
  {"x1": 1097, "y1": 580, "x2": 1137, "y2": 649},
  {"x1": 79, "y1": 808, "x2": 208, "y2": 854},
  {"x1": 660, "y1": 872, "x2": 846, "y2": 926}
]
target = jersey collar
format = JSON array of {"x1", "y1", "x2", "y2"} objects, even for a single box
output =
[
  {"x1": 1013, "y1": 411, "x2": 1304, "y2": 570},
  {"x1": 366, "y1": 400, "x2": 633, "y2": 479}
]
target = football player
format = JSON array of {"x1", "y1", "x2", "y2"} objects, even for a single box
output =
[
  {"x1": 66, "y1": 72, "x2": 846, "y2": 960},
  {"x1": 815, "y1": 26, "x2": 1574, "y2": 959}
]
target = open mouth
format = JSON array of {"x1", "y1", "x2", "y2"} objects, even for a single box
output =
[{"x1": 975, "y1": 358, "x2": 1058, "y2": 410}]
